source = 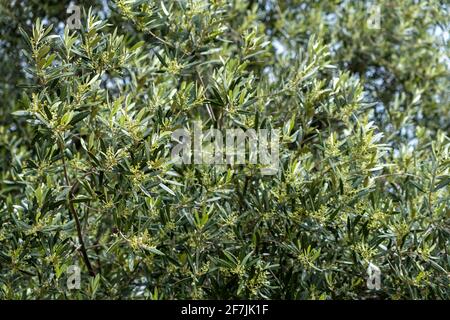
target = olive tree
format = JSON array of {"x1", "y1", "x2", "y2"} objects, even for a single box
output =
[{"x1": 0, "y1": 0, "x2": 448, "y2": 299}]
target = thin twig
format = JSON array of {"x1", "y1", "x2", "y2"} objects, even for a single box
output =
[{"x1": 58, "y1": 134, "x2": 96, "y2": 277}]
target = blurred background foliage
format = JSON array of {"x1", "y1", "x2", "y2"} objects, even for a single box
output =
[{"x1": 0, "y1": 0, "x2": 448, "y2": 299}]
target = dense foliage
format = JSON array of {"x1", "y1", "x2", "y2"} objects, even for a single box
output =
[{"x1": 0, "y1": 0, "x2": 448, "y2": 299}]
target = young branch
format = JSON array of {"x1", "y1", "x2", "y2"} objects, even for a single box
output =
[{"x1": 58, "y1": 134, "x2": 96, "y2": 277}]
